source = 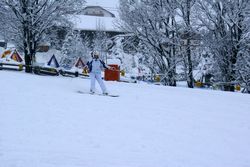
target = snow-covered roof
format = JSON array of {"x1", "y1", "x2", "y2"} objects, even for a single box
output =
[
  {"x1": 38, "y1": 42, "x2": 51, "y2": 46},
  {"x1": 68, "y1": 15, "x2": 122, "y2": 32},
  {"x1": 81, "y1": 6, "x2": 116, "y2": 17},
  {"x1": 7, "y1": 43, "x2": 15, "y2": 49},
  {"x1": 86, "y1": 0, "x2": 119, "y2": 9}
]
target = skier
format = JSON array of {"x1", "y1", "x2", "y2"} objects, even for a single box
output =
[{"x1": 86, "y1": 51, "x2": 114, "y2": 95}]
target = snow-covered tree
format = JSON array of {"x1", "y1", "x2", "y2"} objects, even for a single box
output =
[
  {"x1": 177, "y1": 0, "x2": 197, "y2": 88},
  {"x1": 0, "y1": 1, "x2": 12, "y2": 42},
  {"x1": 60, "y1": 30, "x2": 89, "y2": 69},
  {"x1": 119, "y1": 0, "x2": 179, "y2": 86},
  {"x1": 81, "y1": 34, "x2": 92, "y2": 61},
  {"x1": 92, "y1": 30, "x2": 110, "y2": 61},
  {"x1": 236, "y1": 22, "x2": 250, "y2": 93},
  {"x1": 0, "y1": 0, "x2": 85, "y2": 72},
  {"x1": 193, "y1": 49, "x2": 214, "y2": 83},
  {"x1": 195, "y1": 0, "x2": 249, "y2": 91},
  {"x1": 108, "y1": 37, "x2": 135, "y2": 73}
]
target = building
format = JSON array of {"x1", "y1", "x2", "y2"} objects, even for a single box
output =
[
  {"x1": 180, "y1": 31, "x2": 201, "y2": 46},
  {"x1": 0, "y1": 40, "x2": 7, "y2": 49},
  {"x1": 50, "y1": 6, "x2": 123, "y2": 50},
  {"x1": 37, "y1": 42, "x2": 50, "y2": 52},
  {"x1": 70, "y1": 5, "x2": 122, "y2": 36},
  {"x1": 80, "y1": 6, "x2": 115, "y2": 18}
]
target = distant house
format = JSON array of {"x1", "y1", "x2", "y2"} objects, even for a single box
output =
[
  {"x1": 70, "y1": 6, "x2": 122, "y2": 35},
  {"x1": 51, "y1": 6, "x2": 123, "y2": 50},
  {"x1": 180, "y1": 31, "x2": 201, "y2": 46},
  {"x1": 0, "y1": 40, "x2": 7, "y2": 49},
  {"x1": 81, "y1": 6, "x2": 115, "y2": 18},
  {"x1": 37, "y1": 42, "x2": 50, "y2": 52}
]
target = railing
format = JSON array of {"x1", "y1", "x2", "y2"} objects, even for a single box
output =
[
  {"x1": 0, "y1": 62, "x2": 88, "y2": 77},
  {"x1": 0, "y1": 63, "x2": 24, "y2": 71}
]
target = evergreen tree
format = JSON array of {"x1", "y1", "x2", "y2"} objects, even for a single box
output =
[{"x1": 60, "y1": 30, "x2": 88, "y2": 69}]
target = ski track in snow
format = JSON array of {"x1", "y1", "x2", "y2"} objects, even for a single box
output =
[{"x1": 0, "y1": 71, "x2": 250, "y2": 167}]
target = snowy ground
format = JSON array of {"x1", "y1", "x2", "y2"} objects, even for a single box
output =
[{"x1": 0, "y1": 71, "x2": 250, "y2": 167}]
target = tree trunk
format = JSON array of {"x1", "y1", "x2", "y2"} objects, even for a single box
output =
[
  {"x1": 23, "y1": 25, "x2": 33, "y2": 73},
  {"x1": 185, "y1": 0, "x2": 194, "y2": 88},
  {"x1": 187, "y1": 45, "x2": 194, "y2": 88},
  {"x1": 22, "y1": 2, "x2": 33, "y2": 73},
  {"x1": 224, "y1": 1, "x2": 243, "y2": 92},
  {"x1": 171, "y1": 16, "x2": 177, "y2": 87}
]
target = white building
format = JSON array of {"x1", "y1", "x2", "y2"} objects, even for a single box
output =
[
  {"x1": 49, "y1": 6, "x2": 123, "y2": 50},
  {"x1": 68, "y1": 6, "x2": 121, "y2": 33}
]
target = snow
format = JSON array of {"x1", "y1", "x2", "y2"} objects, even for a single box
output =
[
  {"x1": 0, "y1": 47, "x2": 4, "y2": 55},
  {"x1": 68, "y1": 15, "x2": 121, "y2": 32},
  {"x1": 107, "y1": 58, "x2": 121, "y2": 65},
  {"x1": 0, "y1": 71, "x2": 250, "y2": 167},
  {"x1": 68, "y1": 1, "x2": 121, "y2": 32},
  {"x1": 6, "y1": 43, "x2": 15, "y2": 49},
  {"x1": 35, "y1": 49, "x2": 62, "y2": 66}
]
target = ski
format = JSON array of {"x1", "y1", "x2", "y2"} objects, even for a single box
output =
[{"x1": 77, "y1": 91, "x2": 119, "y2": 97}]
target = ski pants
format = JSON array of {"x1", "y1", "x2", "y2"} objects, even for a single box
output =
[{"x1": 90, "y1": 73, "x2": 107, "y2": 93}]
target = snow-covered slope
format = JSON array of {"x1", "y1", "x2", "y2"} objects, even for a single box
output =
[{"x1": 0, "y1": 71, "x2": 250, "y2": 167}]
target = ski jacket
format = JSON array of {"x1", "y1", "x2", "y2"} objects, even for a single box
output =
[{"x1": 87, "y1": 59, "x2": 109, "y2": 73}]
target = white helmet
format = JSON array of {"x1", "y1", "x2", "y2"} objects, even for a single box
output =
[{"x1": 92, "y1": 51, "x2": 100, "y2": 58}]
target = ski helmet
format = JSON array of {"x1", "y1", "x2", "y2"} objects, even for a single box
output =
[{"x1": 92, "y1": 51, "x2": 100, "y2": 59}]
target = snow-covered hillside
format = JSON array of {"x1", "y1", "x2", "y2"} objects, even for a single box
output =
[{"x1": 0, "y1": 71, "x2": 250, "y2": 167}]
